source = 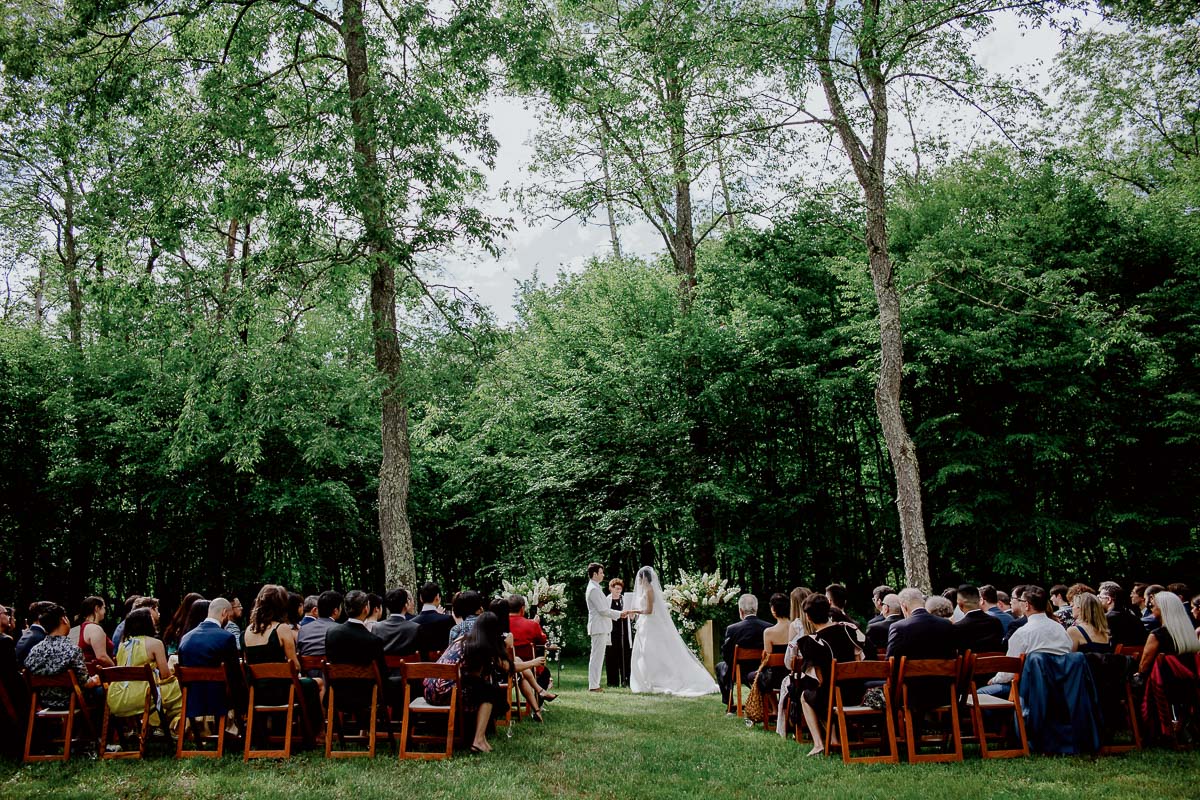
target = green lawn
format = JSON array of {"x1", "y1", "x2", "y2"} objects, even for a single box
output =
[{"x1": 3, "y1": 662, "x2": 1198, "y2": 800}]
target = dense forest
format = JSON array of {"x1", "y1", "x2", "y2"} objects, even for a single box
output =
[{"x1": 0, "y1": 0, "x2": 1197, "y2": 624}]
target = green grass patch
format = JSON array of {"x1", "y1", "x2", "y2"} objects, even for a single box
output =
[{"x1": 3, "y1": 661, "x2": 1198, "y2": 799}]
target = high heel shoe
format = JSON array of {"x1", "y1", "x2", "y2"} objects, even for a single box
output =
[
  {"x1": 539, "y1": 692, "x2": 557, "y2": 703},
  {"x1": 530, "y1": 710, "x2": 544, "y2": 723}
]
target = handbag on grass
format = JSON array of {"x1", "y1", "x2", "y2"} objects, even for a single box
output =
[{"x1": 744, "y1": 681, "x2": 765, "y2": 722}]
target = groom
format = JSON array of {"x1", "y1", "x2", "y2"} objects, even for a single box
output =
[{"x1": 585, "y1": 563, "x2": 633, "y2": 692}]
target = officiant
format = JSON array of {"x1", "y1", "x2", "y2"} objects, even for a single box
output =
[{"x1": 606, "y1": 578, "x2": 633, "y2": 687}]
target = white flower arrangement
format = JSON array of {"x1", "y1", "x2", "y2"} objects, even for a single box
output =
[
  {"x1": 663, "y1": 569, "x2": 741, "y2": 635},
  {"x1": 502, "y1": 576, "x2": 569, "y2": 650}
]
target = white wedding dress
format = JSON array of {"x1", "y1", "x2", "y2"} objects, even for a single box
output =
[{"x1": 629, "y1": 566, "x2": 719, "y2": 697}]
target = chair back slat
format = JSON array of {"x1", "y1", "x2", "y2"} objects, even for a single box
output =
[
  {"x1": 247, "y1": 662, "x2": 297, "y2": 681},
  {"x1": 384, "y1": 654, "x2": 421, "y2": 669},
  {"x1": 898, "y1": 657, "x2": 959, "y2": 680},
  {"x1": 829, "y1": 658, "x2": 891, "y2": 683},
  {"x1": 99, "y1": 665, "x2": 155, "y2": 686},
  {"x1": 764, "y1": 653, "x2": 786, "y2": 668},
  {"x1": 402, "y1": 662, "x2": 458, "y2": 681},
  {"x1": 972, "y1": 655, "x2": 1022, "y2": 676},
  {"x1": 175, "y1": 665, "x2": 228, "y2": 684},
  {"x1": 732, "y1": 647, "x2": 764, "y2": 663},
  {"x1": 299, "y1": 656, "x2": 325, "y2": 673},
  {"x1": 1114, "y1": 645, "x2": 1144, "y2": 660},
  {"x1": 326, "y1": 663, "x2": 379, "y2": 682},
  {"x1": 423, "y1": 650, "x2": 444, "y2": 662},
  {"x1": 26, "y1": 672, "x2": 76, "y2": 690}
]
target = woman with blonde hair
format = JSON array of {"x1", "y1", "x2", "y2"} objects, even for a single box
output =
[
  {"x1": 788, "y1": 587, "x2": 812, "y2": 638},
  {"x1": 1067, "y1": 592, "x2": 1112, "y2": 654},
  {"x1": 1139, "y1": 591, "x2": 1200, "y2": 673}
]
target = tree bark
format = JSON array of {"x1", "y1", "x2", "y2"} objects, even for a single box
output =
[
  {"x1": 810, "y1": 0, "x2": 931, "y2": 592},
  {"x1": 62, "y1": 172, "x2": 83, "y2": 349},
  {"x1": 665, "y1": 73, "x2": 697, "y2": 313},
  {"x1": 341, "y1": 0, "x2": 417, "y2": 591},
  {"x1": 598, "y1": 129, "x2": 622, "y2": 258}
]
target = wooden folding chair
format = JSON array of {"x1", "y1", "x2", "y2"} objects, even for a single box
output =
[
  {"x1": 964, "y1": 654, "x2": 1029, "y2": 758},
  {"x1": 731, "y1": 647, "x2": 763, "y2": 717},
  {"x1": 23, "y1": 671, "x2": 99, "y2": 763},
  {"x1": 300, "y1": 655, "x2": 325, "y2": 679},
  {"x1": 896, "y1": 656, "x2": 964, "y2": 763},
  {"x1": 1095, "y1": 645, "x2": 1143, "y2": 754},
  {"x1": 324, "y1": 662, "x2": 394, "y2": 758},
  {"x1": 822, "y1": 658, "x2": 899, "y2": 763},
  {"x1": 97, "y1": 665, "x2": 157, "y2": 760},
  {"x1": 759, "y1": 653, "x2": 787, "y2": 731},
  {"x1": 399, "y1": 662, "x2": 459, "y2": 760},
  {"x1": 424, "y1": 650, "x2": 445, "y2": 663},
  {"x1": 176, "y1": 665, "x2": 234, "y2": 759},
  {"x1": 243, "y1": 662, "x2": 313, "y2": 760}
]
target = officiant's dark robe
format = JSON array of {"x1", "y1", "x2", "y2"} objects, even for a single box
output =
[{"x1": 606, "y1": 594, "x2": 632, "y2": 686}]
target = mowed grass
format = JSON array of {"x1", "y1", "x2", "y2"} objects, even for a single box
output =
[{"x1": 3, "y1": 660, "x2": 1198, "y2": 800}]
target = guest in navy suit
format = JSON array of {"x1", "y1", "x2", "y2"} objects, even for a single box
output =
[
  {"x1": 178, "y1": 598, "x2": 241, "y2": 719},
  {"x1": 14, "y1": 601, "x2": 55, "y2": 667},
  {"x1": 412, "y1": 583, "x2": 455, "y2": 656},
  {"x1": 325, "y1": 590, "x2": 387, "y2": 713}
]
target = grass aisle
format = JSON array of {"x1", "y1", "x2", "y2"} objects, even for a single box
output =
[{"x1": 3, "y1": 661, "x2": 1198, "y2": 800}]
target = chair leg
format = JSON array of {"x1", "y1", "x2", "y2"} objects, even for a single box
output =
[
  {"x1": 63, "y1": 696, "x2": 75, "y2": 761},
  {"x1": 324, "y1": 687, "x2": 335, "y2": 758},
  {"x1": 243, "y1": 690, "x2": 255, "y2": 761}
]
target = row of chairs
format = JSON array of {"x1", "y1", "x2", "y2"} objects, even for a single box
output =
[
  {"x1": 730, "y1": 645, "x2": 1150, "y2": 763},
  {"x1": 10, "y1": 652, "x2": 482, "y2": 763}
]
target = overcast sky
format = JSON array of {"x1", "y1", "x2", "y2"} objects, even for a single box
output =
[{"x1": 437, "y1": 8, "x2": 1080, "y2": 325}]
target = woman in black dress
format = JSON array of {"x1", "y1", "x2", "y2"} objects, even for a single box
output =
[
  {"x1": 460, "y1": 612, "x2": 511, "y2": 753},
  {"x1": 790, "y1": 593, "x2": 868, "y2": 756}
]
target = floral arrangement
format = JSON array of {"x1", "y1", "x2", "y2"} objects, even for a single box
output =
[
  {"x1": 502, "y1": 576, "x2": 568, "y2": 651},
  {"x1": 663, "y1": 569, "x2": 741, "y2": 635}
]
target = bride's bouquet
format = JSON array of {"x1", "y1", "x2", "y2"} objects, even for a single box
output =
[
  {"x1": 663, "y1": 570, "x2": 741, "y2": 635},
  {"x1": 502, "y1": 576, "x2": 568, "y2": 651}
]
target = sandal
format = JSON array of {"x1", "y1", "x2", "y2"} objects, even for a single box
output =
[{"x1": 539, "y1": 692, "x2": 557, "y2": 703}]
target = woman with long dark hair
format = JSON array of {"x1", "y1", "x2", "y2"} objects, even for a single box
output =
[
  {"x1": 68, "y1": 596, "x2": 114, "y2": 668},
  {"x1": 488, "y1": 598, "x2": 548, "y2": 722},
  {"x1": 243, "y1": 585, "x2": 320, "y2": 713},
  {"x1": 162, "y1": 593, "x2": 205, "y2": 653},
  {"x1": 424, "y1": 611, "x2": 510, "y2": 753}
]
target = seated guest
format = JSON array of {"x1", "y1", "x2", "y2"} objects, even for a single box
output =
[
  {"x1": 178, "y1": 598, "x2": 241, "y2": 727},
  {"x1": 1098, "y1": 582, "x2": 1145, "y2": 648},
  {"x1": 1002, "y1": 586, "x2": 1031, "y2": 644},
  {"x1": 867, "y1": 585, "x2": 895, "y2": 626},
  {"x1": 1050, "y1": 585, "x2": 1072, "y2": 626},
  {"x1": 24, "y1": 605, "x2": 102, "y2": 709},
  {"x1": 68, "y1": 596, "x2": 114, "y2": 668},
  {"x1": 1168, "y1": 583, "x2": 1191, "y2": 604},
  {"x1": 1191, "y1": 595, "x2": 1200, "y2": 632},
  {"x1": 925, "y1": 595, "x2": 954, "y2": 619},
  {"x1": 365, "y1": 593, "x2": 384, "y2": 632},
  {"x1": 374, "y1": 588, "x2": 420, "y2": 656},
  {"x1": 953, "y1": 584, "x2": 1004, "y2": 654},
  {"x1": 1138, "y1": 590, "x2": 1200, "y2": 674},
  {"x1": 866, "y1": 593, "x2": 903, "y2": 655},
  {"x1": 1131, "y1": 583, "x2": 1156, "y2": 631},
  {"x1": 324, "y1": 590, "x2": 387, "y2": 712},
  {"x1": 941, "y1": 588, "x2": 963, "y2": 621},
  {"x1": 788, "y1": 588, "x2": 812, "y2": 639},
  {"x1": 424, "y1": 611, "x2": 510, "y2": 754},
  {"x1": 297, "y1": 590, "x2": 344, "y2": 662},
  {"x1": 0, "y1": 603, "x2": 25, "y2": 754},
  {"x1": 717, "y1": 594, "x2": 770, "y2": 707},
  {"x1": 162, "y1": 593, "x2": 205, "y2": 654},
  {"x1": 107, "y1": 608, "x2": 182, "y2": 730},
  {"x1": 110, "y1": 595, "x2": 142, "y2": 651},
  {"x1": 489, "y1": 598, "x2": 549, "y2": 720},
  {"x1": 182, "y1": 599, "x2": 211, "y2": 641},
  {"x1": 16, "y1": 601, "x2": 56, "y2": 666},
  {"x1": 412, "y1": 582, "x2": 455, "y2": 655},
  {"x1": 448, "y1": 591, "x2": 485, "y2": 643},
  {"x1": 286, "y1": 592, "x2": 305, "y2": 630},
  {"x1": 825, "y1": 584, "x2": 855, "y2": 627},
  {"x1": 789, "y1": 593, "x2": 869, "y2": 755},
  {"x1": 243, "y1": 585, "x2": 321, "y2": 717},
  {"x1": 509, "y1": 594, "x2": 554, "y2": 695},
  {"x1": 1067, "y1": 593, "x2": 1112, "y2": 654},
  {"x1": 300, "y1": 596, "x2": 319, "y2": 627},
  {"x1": 748, "y1": 593, "x2": 792, "y2": 695},
  {"x1": 886, "y1": 588, "x2": 955, "y2": 659},
  {"x1": 224, "y1": 595, "x2": 245, "y2": 650},
  {"x1": 981, "y1": 585, "x2": 1072, "y2": 696},
  {"x1": 980, "y1": 585, "x2": 1014, "y2": 635}
]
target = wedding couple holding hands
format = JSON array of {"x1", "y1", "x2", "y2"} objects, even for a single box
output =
[{"x1": 585, "y1": 562, "x2": 718, "y2": 696}]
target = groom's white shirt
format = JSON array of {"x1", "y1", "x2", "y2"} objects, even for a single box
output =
[{"x1": 586, "y1": 579, "x2": 622, "y2": 635}]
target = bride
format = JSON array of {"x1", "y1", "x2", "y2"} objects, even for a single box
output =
[{"x1": 629, "y1": 566, "x2": 719, "y2": 696}]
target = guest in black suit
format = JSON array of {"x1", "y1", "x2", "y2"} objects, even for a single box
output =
[
  {"x1": 0, "y1": 603, "x2": 26, "y2": 755},
  {"x1": 14, "y1": 601, "x2": 55, "y2": 667},
  {"x1": 716, "y1": 594, "x2": 770, "y2": 707},
  {"x1": 325, "y1": 590, "x2": 387, "y2": 713},
  {"x1": 887, "y1": 588, "x2": 957, "y2": 712},
  {"x1": 867, "y1": 585, "x2": 896, "y2": 626},
  {"x1": 374, "y1": 588, "x2": 420, "y2": 657},
  {"x1": 412, "y1": 582, "x2": 455, "y2": 656},
  {"x1": 952, "y1": 584, "x2": 1005, "y2": 654},
  {"x1": 866, "y1": 593, "x2": 903, "y2": 654},
  {"x1": 1098, "y1": 581, "x2": 1146, "y2": 648}
]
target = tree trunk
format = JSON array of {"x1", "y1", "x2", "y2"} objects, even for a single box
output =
[
  {"x1": 62, "y1": 175, "x2": 83, "y2": 349},
  {"x1": 665, "y1": 73, "x2": 696, "y2": 313},
  {"x1": 598, "y1": 129, "x2": 622, "y2": 258},
  {"x1": 342, "y1": 0, "x2": 417, "y2": 591}
]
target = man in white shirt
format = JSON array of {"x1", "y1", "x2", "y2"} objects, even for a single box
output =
[
  {"x1": 981, "y1": 585, "x2": 1071, "y2": 696},
  {"x1": 585, "y1": 563, "x2": 628, "y2": 692}
]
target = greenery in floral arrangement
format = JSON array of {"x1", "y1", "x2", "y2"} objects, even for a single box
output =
[
  {"x1": 663, "y1": 570, "x2": 742, "y2": 636},
  {"x1": 503, "y1": 576, "x2": 570, "y2": 651}
]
